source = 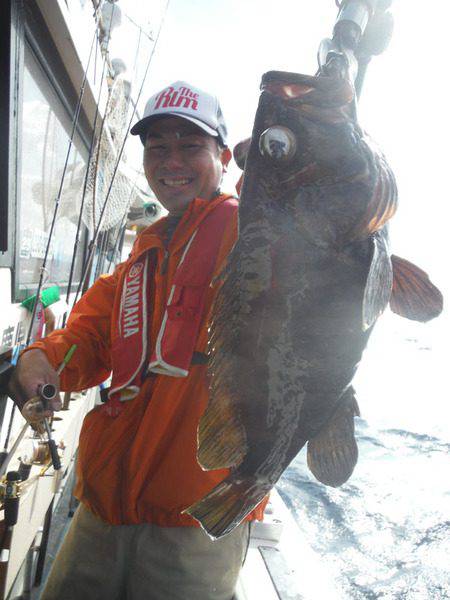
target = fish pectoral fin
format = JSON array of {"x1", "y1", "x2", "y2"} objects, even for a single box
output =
[
  {"x1": 362, "y1": 228, "x2": 393, "y2": 330},
  {"x1": 184, "y1": 475, "x2": 271, "y2": 540},
  {"x1": 197, "y1": 399, "x2": 247, "y2": 470},
  {"x1": 390, "y1": 255, "x2": 443, "y2": 322},
  {"x1": 233, "y1": 137, "x2": 251, "y2": 170},
  {"x1": 307, "y1": 388, "x2": 359, "y2": 488}
]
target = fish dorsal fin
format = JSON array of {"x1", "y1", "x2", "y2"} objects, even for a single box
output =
[
  {"x1": 362, "y1": 229, "x2": 393, "y2": 330},
  {"x1": 390, "y1": 255, "x2": 443, "y2": 322}
]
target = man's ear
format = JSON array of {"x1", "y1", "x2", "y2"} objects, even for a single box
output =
[{"x1": 220, "y1": 147, "x2": 232, "y2": 172}]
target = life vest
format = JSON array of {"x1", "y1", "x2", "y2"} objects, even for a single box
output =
[{"x1": 104, "y1": 197, "x2": 238, "y2": 416}]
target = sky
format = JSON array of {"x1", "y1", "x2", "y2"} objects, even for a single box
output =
[
  {"x1": 111, "y1": 1, "x2": 449, "y2": 288},
  {"x1": 67, "y1": 0, "x2": 450, "y2": 490},
  {"x1": 109, "y1": 0, "x2": 449, "y2": 300}
]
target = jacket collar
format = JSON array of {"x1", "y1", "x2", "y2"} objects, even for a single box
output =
[{"x1": 130, "y1": 193, "x2": 235, "y2": 259}]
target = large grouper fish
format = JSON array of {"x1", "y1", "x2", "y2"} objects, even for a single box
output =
[{"x1": 185, "y1": 71, "x2": 443, "y2": 539}]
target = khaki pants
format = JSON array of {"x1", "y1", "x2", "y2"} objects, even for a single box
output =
[{"x1": 41, "y1": 504, "x2": 250, "y2": 600}]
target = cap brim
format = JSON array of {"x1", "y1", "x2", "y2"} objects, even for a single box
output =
[{"x1": 130, "y1": 113, "x2": 218, "y2": 143}]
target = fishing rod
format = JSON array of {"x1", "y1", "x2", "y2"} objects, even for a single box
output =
[
  {"x1": 74, "y1": 73, "x2": 130, "y2": 297},
  {"x1": 0, "y1": 9, "x2": 107, "y2": 591},
  {"x1": 319, "y1": 0, "x2": 394, "y2": 97},
  {"x1": 27, "y1": 4, "x2": 171, "y2": 584},
  {"x1": 73, "y1": 0, "x2": 171, "y2": 306},
  {"x1": 0, "y1": 346, "x2": 76, "y2": 600},
  {"x1": 104, "y1": 176, "x2": 141, "y2": 274},
  {"x1": 105, "y1": 214, "x2": 127, "y2": 273},
  {"x1": 63, "y1": 2, "x2": 117, "y2": 328},
  {"x1": 94, "y1": 231, "x2": 110, "y2": 280},
  {"x1": 0, "y1": 1, "x2": 106, "y2": 461},
  {"x1": 24, "y1": 11, "x2": 103, "y2": 347}
]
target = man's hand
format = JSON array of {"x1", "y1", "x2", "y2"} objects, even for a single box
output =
[{"x1": 8, "y1": 349, "x2": 62, "y2": 415}]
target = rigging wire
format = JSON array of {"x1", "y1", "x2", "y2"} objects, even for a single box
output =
[
  {"x1": 94, "y1": 232, "x2": 109, "y2": 280},
  {"x1": 3, "y1": 0, "x2": 166, "y2": 474},
  {"x1": 90, "y1": 72, "x2": 118, "y2": 233},
  {"x1": 105, "y1": 175, "x2": 140, "y2": 274},
  {"x1": 24, "y1": 4, "x2": 103, "y2": 346},
  {"x1": 123, "y1": 11, "x2": 154, "y2": 41},
  {"x1": 0, "y1": 3, "x2": 106, "y2": 468},
  {"x1": 73, "y1": 0, "x2": 171, "y2": 306},
  {"x1": 132, "y1": 27, "x2": 143, "y2": 80},
  {"x1": 106, "y1": 214, "x2": 128, "y2": 272},
  {"x1": 62, "y1": 3, "x2": 117, "y2": 327}
]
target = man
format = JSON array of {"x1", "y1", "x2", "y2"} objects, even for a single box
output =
[{"x1": 9, "y1": 82, "x2": 266, "y2": 600}]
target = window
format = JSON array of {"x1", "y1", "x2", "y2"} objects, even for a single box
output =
[{"x1": 15, "y1": 42, "x2": 88, "y2": 301}]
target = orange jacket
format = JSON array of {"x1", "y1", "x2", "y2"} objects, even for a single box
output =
[{"x1": 28, "y1": 194, "x2": 267, "y2": 526}]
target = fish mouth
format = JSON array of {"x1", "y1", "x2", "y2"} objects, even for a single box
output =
[
  {"x1": 263, "y1": 81, "x2": 316, "y2": 100},
  {"x1": 261, "y1": 70, "x2": 355, "y2": 108}
]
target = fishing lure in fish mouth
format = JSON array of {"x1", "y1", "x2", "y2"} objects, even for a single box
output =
[{"x1": 185, "y1": 69, "x2": 443, "y2": 541}]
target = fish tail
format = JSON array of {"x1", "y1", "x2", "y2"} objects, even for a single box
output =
[{"x1": 184, "y1": 475, "x2": 271, "y2": 540}]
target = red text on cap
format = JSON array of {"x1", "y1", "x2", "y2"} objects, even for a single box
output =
[{"x1": 154, "y1": 86, "x2": 199, "y2": 111}]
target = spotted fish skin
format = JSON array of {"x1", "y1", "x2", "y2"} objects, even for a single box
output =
[{"x1": 186, "y1": 71, "x2": 398, "y2": 539}]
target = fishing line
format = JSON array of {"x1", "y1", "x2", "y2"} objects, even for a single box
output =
[
  {"x1": 0, "y1": 4, "x2": 107, "y2": 486},
  {"x1": 128, "y1": 95, "x2": 142, "y2": 121},
  {"x1": 63, "y1": 2, "x2": 117, "y2": 327},
  {"x1": 124, "y1": 11, "x2": 154, "y2": 42},
  {"x1": 105, "y1": 175, "x2": 140, "y2": 274},
  {"x1": 132, "y1": 28, "x2": 143, "y2": 81},
  {"x1": 105, "y1": 214, "x2": 127, "y2": 273},
  {"x1": 90, "y1": 69, "x2": 118, "y2": 233},
  {"x1": 24, "y1": 3, "x2": 105, "y2": 346},
  {"x1": 73, "y1": 0, "x2": 171, "y2": 305},
  {"x1": 94, "y1": 231, "x2": 109, "y2": 280}
]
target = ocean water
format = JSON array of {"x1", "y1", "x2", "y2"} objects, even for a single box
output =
[{"x1": 278, "y1": 309, "x2": 450, "y2": 599}]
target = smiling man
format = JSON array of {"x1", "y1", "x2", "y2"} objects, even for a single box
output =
[
  {"x1": 142, "y1": 117, "x2": 230, "y2": 214},
  {"x1": 135, "y1": 82, "x2": 231, "y2": 215},
  {"x1": 10, "y1": 82, "x2": 266, "y2": 600}
]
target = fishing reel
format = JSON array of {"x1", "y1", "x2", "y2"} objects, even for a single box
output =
[
  {"x1": 319, "y1": 0, "x2": 394, "y2": 96},
  {"x1": 21, "y1": 385, "x2": 62, "y2": 472},
  {"x1": 0, "y1": 472, "x2": 21, "y2": 528}
]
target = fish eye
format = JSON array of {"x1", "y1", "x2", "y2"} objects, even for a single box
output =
[{"x1": 259, "y1": 126, "x2": 297, "y2": 162}]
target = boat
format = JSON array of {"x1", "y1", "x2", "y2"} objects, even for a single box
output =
[
  {"x1": 0, "y1": 1, "x2": 397, "y2": 598},
  {"x1": 0, "y1": 1, "x2": 161, "y2": 597}
]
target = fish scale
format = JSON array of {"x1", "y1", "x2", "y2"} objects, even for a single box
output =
[{"x1": 185, "y1": 70, "x2": 442, "y2": 540}]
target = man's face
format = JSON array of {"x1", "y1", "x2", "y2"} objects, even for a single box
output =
[{"x1": 143, "y1": 117, "x2": 231, "y2": 215}]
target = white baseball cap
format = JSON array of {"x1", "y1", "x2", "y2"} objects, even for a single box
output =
[{"x1": 130, "y1": 81, "x2": 228, "y2": 146}]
